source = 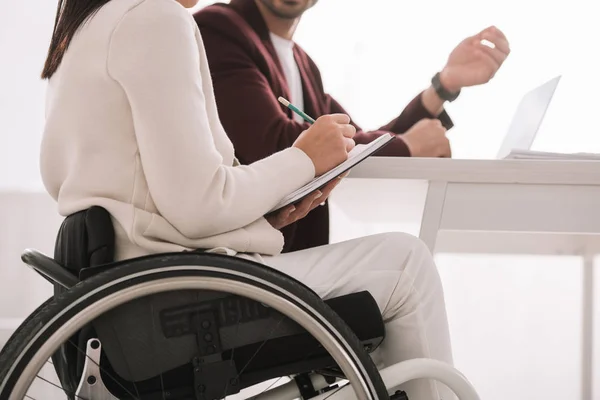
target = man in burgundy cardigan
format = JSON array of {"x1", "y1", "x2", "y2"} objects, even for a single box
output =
[{"x1": 194, "y1": 0, "x2": 510, "y2": 252}]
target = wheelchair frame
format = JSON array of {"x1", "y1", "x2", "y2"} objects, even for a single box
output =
[{"x1": 0, "y1": 249, "x2": 481, "y2": 400}]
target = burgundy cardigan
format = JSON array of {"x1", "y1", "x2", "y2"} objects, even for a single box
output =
[{"x1": 194, "y1": 0, "x2": 453, "y2": 253}]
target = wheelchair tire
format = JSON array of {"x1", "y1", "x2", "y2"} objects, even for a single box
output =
[{"x1": 0, "y1": 252, "x2": 389, "y2": 400}]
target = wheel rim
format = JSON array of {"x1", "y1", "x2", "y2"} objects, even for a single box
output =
[{"x1": 3, "y1": 265, "x2": 377, "y2": 400}]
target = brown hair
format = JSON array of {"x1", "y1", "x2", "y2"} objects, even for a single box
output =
[{"x1": 41, "y1": 0, "x2": 112, "y2": 79}]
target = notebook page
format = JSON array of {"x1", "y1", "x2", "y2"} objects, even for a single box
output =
[{"x1": 270, "y1": 134, "x2": 393, "y2": 211}]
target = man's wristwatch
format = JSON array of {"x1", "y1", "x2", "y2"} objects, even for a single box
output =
[{"x1": 431, "y1": 72, "x2": 460, "y2": 102}]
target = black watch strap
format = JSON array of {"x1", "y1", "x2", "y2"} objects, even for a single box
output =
[{"x1": 431, "y1": 72, "x2": 460, "y2": 102}]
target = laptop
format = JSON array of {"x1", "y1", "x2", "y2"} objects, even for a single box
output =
[{"x1": 496, "y1": 75, "x2": 561, "y2": 159}]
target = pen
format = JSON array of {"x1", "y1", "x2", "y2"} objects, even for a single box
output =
[{"x1": 278, "y1": 96, "x2": 316, "y2": 124}]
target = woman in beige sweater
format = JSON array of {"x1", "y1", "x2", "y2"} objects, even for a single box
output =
[{"x1": 40, "y1": 0, "x2": 453, "y2": 398}]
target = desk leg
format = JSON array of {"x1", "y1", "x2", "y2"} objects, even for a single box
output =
[
  {"x1": 582, "y1": 254, "x2": 595, "y2": 400},
  {"x1": 419, "y1": 181, "x2": 447, "y2": 252}
]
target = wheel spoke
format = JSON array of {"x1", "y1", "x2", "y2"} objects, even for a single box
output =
[
  {"x1": 149, "y1": 300, "x2": 167, "y2": 400},
  {"x1": 234, "y1": 316, "x2": 286, "y2": 380},
  {"x1": 33, "y1": 374, "x2": 89, "y2": 400}
]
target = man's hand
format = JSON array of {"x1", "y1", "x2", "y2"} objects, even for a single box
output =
[
  {"x1": 440, "y1": 26, "x2": 510, "y2": 93},
  {"x1": 266, "y1": 174, "x2": 346, "y2": 230},
  {"x1": 401, "y1": 119, "x2": 450, "y2": 158}
]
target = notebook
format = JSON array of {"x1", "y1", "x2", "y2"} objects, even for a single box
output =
[{"x1": 270, "y1": 133, "x2": 395, "y2": 212}]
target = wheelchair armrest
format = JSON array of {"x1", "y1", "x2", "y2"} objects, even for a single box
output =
[{"x1": 21, "y1": 248, "x2": 79, "y2": 289}]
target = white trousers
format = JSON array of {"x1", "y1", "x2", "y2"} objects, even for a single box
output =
[{"x1": 261, "y1": 232, "x2": 454, "y2": 400}]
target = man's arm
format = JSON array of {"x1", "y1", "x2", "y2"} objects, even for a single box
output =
[
  {"x1": 380, "y1": 87, "x2": 454, "y2": 134},
  {"x1": 302, "y1": 53, "x2": 454, "y2": 157},
  {"x1": 325, "y1": 92, "x2": 452, "y2": 157},
  {"x1": 201, "y1": 26, "x2": 432, "y2": 160},
  {"x1": 327, "y1": 87, "x2": 454, "y2": 149}
]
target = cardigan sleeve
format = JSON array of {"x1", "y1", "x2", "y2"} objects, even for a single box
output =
[{"x1": 107, "y1": 3, "x2": 315, "y2": 239}]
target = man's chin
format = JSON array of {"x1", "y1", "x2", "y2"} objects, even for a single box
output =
[
  {"x1": 272, "y1": 7, "x2": 306, "y2": 19},
  {"x1": 258, "y1": 0, "x2": 315, "y2": 20},
  {"x1": 278, "y1": 12, "x2": 305, "y2": 19}
]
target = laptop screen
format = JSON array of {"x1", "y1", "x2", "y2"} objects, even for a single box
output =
[{"x1": 496, "y1": 75, "x2": 561, "y2": 159}]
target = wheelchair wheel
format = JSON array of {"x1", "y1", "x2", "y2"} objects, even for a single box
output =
[{"x1": 0, "y1": 253, "x2": 388, "y2": 400}]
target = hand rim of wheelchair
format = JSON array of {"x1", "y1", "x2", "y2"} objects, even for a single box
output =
[{"x1": 0, "y1": 252, "x2": 386, "y2": 400}]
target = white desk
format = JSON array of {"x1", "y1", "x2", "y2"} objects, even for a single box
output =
[{"x1": 335, "y1": 157, "x2": 600, "y2": 400}]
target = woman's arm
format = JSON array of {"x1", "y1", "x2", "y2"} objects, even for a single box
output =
[{"x1": 107, "y1": 2, "x2": 315, "y2": 239}]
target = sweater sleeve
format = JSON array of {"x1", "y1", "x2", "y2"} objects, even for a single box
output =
[{"x1": 107, "y1": 3, "x2": 314, "y2": 239}]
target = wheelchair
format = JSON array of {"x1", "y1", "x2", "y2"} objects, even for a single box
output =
[{"x1": 0, "y1": 207, "x2": 480, "y2": 400}]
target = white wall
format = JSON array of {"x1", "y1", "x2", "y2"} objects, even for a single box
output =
[
  {"x1": 292, "y1": 0, "x2": 600, "y2": 158},
  {"x1": 0, "y1": 1, "x2": 55, "y2": 190},
  {"x1": 1, "y1": 1, "x2": 599, "y2": 399}
]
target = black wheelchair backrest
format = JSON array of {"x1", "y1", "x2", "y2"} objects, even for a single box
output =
[{"x1": 54, "y1": 206, "x2": 115, "y2": 276}]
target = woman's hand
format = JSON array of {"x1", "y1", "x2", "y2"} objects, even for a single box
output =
[
  {"x1": 293, "y1": 114, "x2": 356, "y2": 176},
  {"x1": 266, "y1": 173, "x2": 347, "y2": 230}
]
